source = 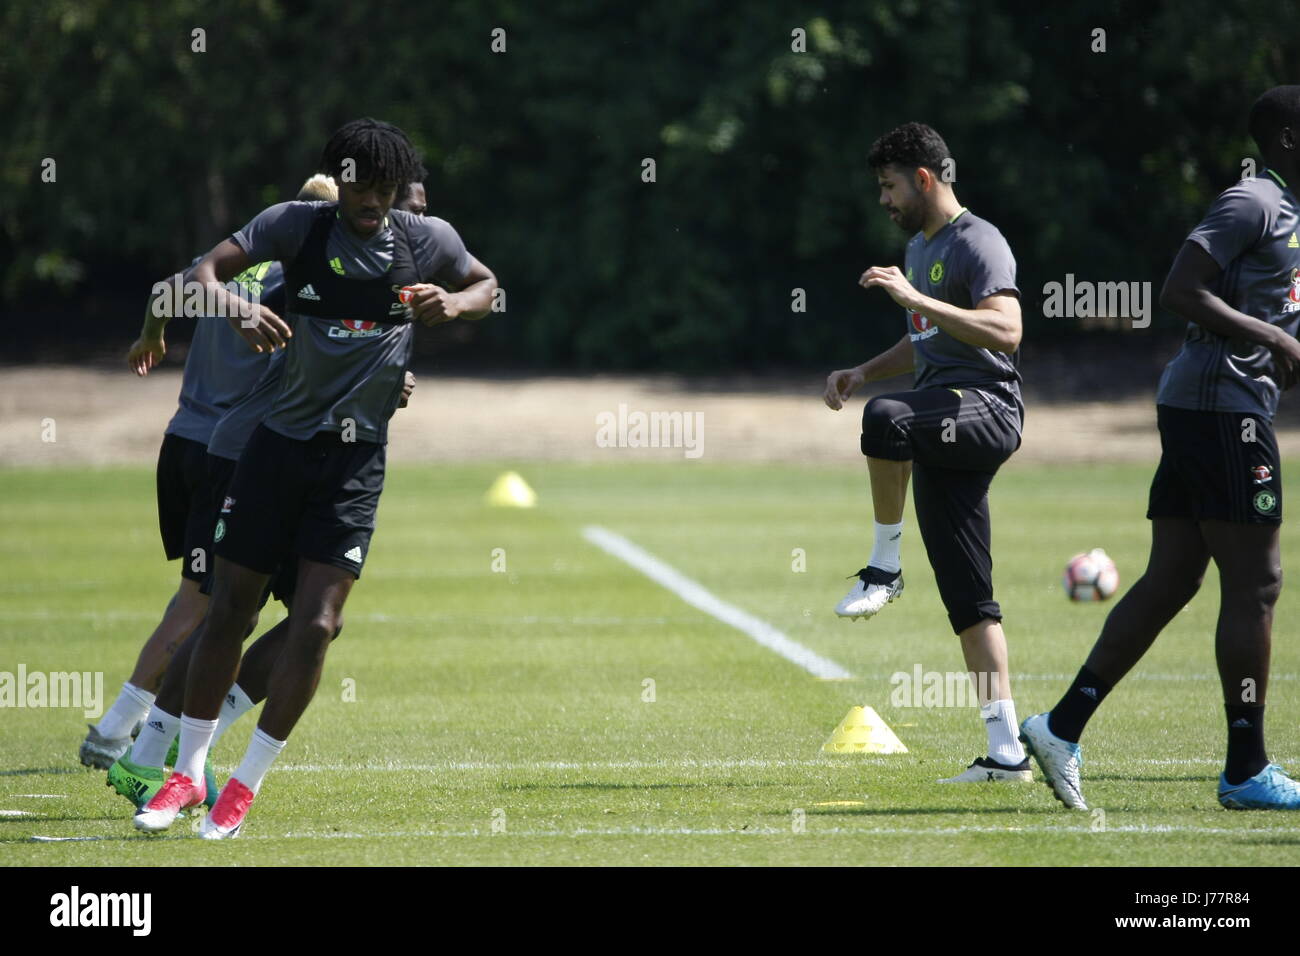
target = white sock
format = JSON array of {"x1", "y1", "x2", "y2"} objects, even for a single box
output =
[
  {"x1": 96, "y1": 682, "x2": 156, "y2": 740},
  {"x1": 129, "y1": 706, "x2": 180, "y2": 767},
  {"x1": 175, "y1": 714, "x2": 218, "y2": 785},
  {"x1": 982, "y1": 698, "x2": 1026, "y2": 765},
  {"x1": 211, "y1": 684, "x2": 256, "y2": 750},
  {"x1": 869, "y1": 520, "x2": 904, "y2": 573},
  {"x1": 232, "y1": 728, "x2": 287, "y2": 795}
]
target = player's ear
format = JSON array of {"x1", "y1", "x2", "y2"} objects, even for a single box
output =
[{"x1": 914, "y1": 166, "x2": 933, "y2": 193}]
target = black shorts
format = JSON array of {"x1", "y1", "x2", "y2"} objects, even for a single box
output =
[
  {"x1": 156, "y1": 433, "x2": 213, "y2": 582},
  {"x1": 861, "y1": 387, "x2": 1021, "y2": 634},
  {"x1": 214, "y1": 424, "x2": 386, "y2": 579},
  {"x1": 1148, "y1": 405, "x2": 1282, "y2": 525},
  {"x1": 199, "y1": 453, "x2": 298, "y2": 608}
]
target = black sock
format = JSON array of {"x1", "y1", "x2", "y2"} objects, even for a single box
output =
[
  {"x1": 1047, "y1": 666, "x2": 1112, "y2": 743},
  {"x1": 1223, "y1": 704, "x2": 1267, "y2": 786}
]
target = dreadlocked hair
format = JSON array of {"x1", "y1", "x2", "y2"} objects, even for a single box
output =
[{"x1": 319, "y1": 118, "x2": 423, "y2": 192}]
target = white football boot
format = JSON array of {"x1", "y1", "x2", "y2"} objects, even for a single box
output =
[
  {"x1": 938, "y1": 756, "x2": 1033, "y2": 783},
  {"x1": 1019, "y1": 712, "x2": 1088, "y2": 809},
  {"x1": 835, "y1": 567, "x2": 903, "y2": 620}
]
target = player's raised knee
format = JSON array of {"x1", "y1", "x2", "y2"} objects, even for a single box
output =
[{"x1": 860, "y1": 397, "x2": 912, "y2": 457}]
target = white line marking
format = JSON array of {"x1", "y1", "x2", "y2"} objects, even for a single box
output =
[
  {"x1": 581, "y1": 526, "x2": 852, "y2": 680},
  {"x1": 245, "y1": 823, "x2": 1300, "y2": 839},
  {"x1": 273, "y1": 758, "x2": 875, "y2": 772},
  {"x1": 259, "y1": 755, "x2": 1284, "y2": 772},
  {"x1": 27, "y1": 823, "x2": 1288, "y2": 843},
  {"x1": 0, "y1": 810, "x2": 33, "y2": 816},
  {"x1": 12, "y1": 794, "x2": 66, "y2": 799}
]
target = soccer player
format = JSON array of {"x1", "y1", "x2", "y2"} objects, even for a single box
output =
[
  {"x1": 823, "y1": 123, "x2": 1029, "y2": 783},
  {"x1": 1021, "y1": 86, "x2": 1300, "y2": 811},
  {"x1": 77, "y1": 181, "x2": 300, "y2": 769},
  {"x1": 134, "y1": 118, "x2": 497, "y2": 837},
  {"x1": 103, "y1": 175, "x2": 346, "y2": 808},
  {"x1": 394, "y1": 171, "x2": 427, "y2": 215}
]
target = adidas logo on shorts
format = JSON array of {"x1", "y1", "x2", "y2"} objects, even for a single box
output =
[
  {"x1": 343, "y1": 546, "x2": 363, "y2": 564},
  {"x1": 297, "y1": 283, "x2": 321, "y2": 301}
]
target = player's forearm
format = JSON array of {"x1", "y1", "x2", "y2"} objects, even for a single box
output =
[
  {"x1": 451, "y1": 277, "x2": 497, "y2": 321},
  {"x1": 914, "y1": 295, "x2": 1020, "y2": 353},
  {"x1": 141, "y1": 273, "x2": 185, "y2": 339},
  {"x1": 858, "y1": 334, "x2": 915, "y2": 381},
  {"x1": 191, "y1": 257, "x2": 256, "y2": 328},
  {"x1": 1161, "y1": 283, "x2": 1282, "y2": 348}
]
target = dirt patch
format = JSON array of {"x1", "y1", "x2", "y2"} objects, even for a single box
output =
[{"x1": 3, "y1": 366, "x2": 1298, "y2": 467}]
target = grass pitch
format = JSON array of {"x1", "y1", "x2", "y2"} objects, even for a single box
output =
[{"x1": 2, "y1": 460, "x2": 1299, "y2": 866}]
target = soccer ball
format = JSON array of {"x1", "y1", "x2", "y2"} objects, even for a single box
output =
[{"x1": 1062, "y1": 548, "x2": 1119, "y2": 602}]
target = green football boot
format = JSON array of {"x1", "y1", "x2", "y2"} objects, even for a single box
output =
[{"x1": 106, "y1": 755, "x2": 165, "y2": 809}]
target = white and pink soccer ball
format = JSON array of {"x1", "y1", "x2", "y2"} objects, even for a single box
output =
[{"x1": 1063, "y1": 548, "x2": 1119, "y2": 602}]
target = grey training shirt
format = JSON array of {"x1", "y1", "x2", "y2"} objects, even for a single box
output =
[
  {"x1": 165, "y1": 260, "x2": 283, "y2": 444},
  {"x1": 1155, "y1": 171, "x2": 1300, "y2": 420},
  {"x1": 902, "y1": 209, "x2": 1023, "y2": 423},
  {"x1": 206, "y1": 348, "x2": 286, "y2": 462},
  {"x1": 232, "y1": 203, "x2": 472, "y2": 444}
]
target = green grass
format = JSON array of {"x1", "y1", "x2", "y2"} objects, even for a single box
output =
[{"x1": 2, "y1": 459, "x2": 1299, "y2": 865}]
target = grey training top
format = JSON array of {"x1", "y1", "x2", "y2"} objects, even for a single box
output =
[
  {"x1": 206, "y1": 348, "x2": 286, "y2": 462},
  {"x1": 165, "y1": 260, "x2": 283, "y2": 445},
  {"x1": 902, "y1": 209, "x2": 1023, "y2": 423},
  {"x1": 232, "y1": 202, "x2": 472, "y2": 443},
  {"x1": 1155, "y1": 170, "x2": 1300, "y2": 420}
]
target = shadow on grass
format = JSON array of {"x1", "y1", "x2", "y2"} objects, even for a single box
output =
[
  {"x1": 0, "y1": 767, "x2": 84, "y2": 777},
  {"x1": 1235, "y1": 835, "x2": 1300, "y2": 847},
  {"x1": 806, "y1": 805, "x2": 1059, "y2": 818},
  {"x1": 1088, "y1": 774, "x2": 1207, "y2": 783},
  {"x1": 499, "y1": 781, "x2": 747, "y2": 792},
  {"x1": 0, "y1": 814, "x2": 130, "y2": 824},
  {"x1": 0, "y1": 832, "x2": 185, "y2": 845}
]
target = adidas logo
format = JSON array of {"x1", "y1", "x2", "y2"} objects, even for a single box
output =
[
  {"x1": 1080, "y1": 686, "x2": 1098, "y2": 700},
  {"x1": 1289, "y1": 232, "x2": 1299, "y2": 249},
  {"x1": 148, "y1": 720, "x2": 164, "y2": 732},
  {"x1": 343, "y1": 546, "x2": 363, "y2": 564},
  {"x1": 1231, "y1": 717, "x2": 1253, "y2": 728},
  {"x1": 226, "y1": 692, "x2": 237, "y2": 707},
  {"x1": 984, "y1": 714, "x2": 1001, "y2": 723},
  {"x1": 298, "y1": 283, "x2": 321, "y2": 301}
]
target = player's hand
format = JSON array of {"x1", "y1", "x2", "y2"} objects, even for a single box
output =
[
  {"x1": 859, "y1": 265, "x2": 922, "y2": 311},
  {"x1": 400, "y1": 370, "x2": 415, "y2": 408},
  {"x1": 824, "y1": 367, "x2": 866, "y2": 410},
  {"x1": 1267, "y1": 328, "x2": 1300, "y2": 390},
  {"x1": 127, "y1": 335, "x2": 166, "y2": 376},
  {"x1": 407, "y1": 284, "x2": 464, "y2": 326},
  {"x1": 228, "y1": 303, "x2": 291, "y2": 353}
]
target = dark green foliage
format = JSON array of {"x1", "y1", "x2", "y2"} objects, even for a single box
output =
[{"x1": 4, "y1": 0, "x2": 1298, "y2": 368}]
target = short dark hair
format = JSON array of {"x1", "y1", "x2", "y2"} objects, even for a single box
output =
[
  {"x1": 1248, "y1": 86, "x2": 1300, "y2": 155},
  {"x1": 868, "y1": 122, "x2": 952, "y2": 175},
  {"x1": 397, "y1": 166, "x2": 428, "y2": 203},
  {"x1": 319, "y1": 118, "x2": 423, "y2": 191}
]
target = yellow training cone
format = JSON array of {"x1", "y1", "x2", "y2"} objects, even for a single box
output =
[
  {"x1": 822, "y1": 705, "x2": 908, "y2": 754},
  {"x1": 485, "y1": 471, "x2": 537, "y2": 508}
]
